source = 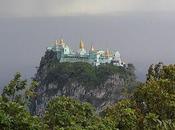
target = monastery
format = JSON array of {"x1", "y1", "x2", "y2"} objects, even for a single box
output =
[{"x1": 47, "y1": 39, "x2": 125, "y2": 66}]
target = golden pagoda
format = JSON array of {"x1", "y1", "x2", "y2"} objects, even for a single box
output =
[
  {"x1": 59, "y1": 39, "x2": 64, "y2": 45},
  {"x1": 104, "y1": 49, "x2": 110, "y2": 57},
  {"x1": 80, "y1": 40, "x2": 85, "y2": 49},
  {"x1": 47, "y1": 38, "x2": 125, "y2": 67}
]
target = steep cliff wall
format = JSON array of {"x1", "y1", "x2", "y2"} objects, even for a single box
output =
[{"x1": 31, "y1": 51, "x2": 137, "y2": 115}]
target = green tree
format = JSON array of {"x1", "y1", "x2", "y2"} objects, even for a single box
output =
[
  {"x1": 103, "y1": 99, "x2": 139, "y2": 130},
  {"x1": 146, "y1": 62, "x2": 163, "y2": 81},
  {"x1": 104, "y1": 63, "x2": 175, "y2": 129},
  {"x1": 0, "y1": 96, "x2": 46, "y2": 130},
  {"x1": 154, "y1": 62, "x2": 163, "y2": 80},
  {"x1": 160, "y1": 64, "x2": 175, "y2": 81},
  {"x1": 134, "y1": 79, "x2": 175, "y2": 120},
  {"x1": 143, "y1": 113, "x2": 175, "y2": 130},
  {"x1": 2, "y1": 72, "x2": 38, "y2": 108},
  {"x1": 2, "y1": 72, "x2": 27, "y2": 104},
  {"x1": 134, "y1": 63, "x2": 175, "y2": 129},
  {"x1": 0, "y1": 73, "x2": 46, "y2": 130},
  {"x1": 44, "y1": 96, "x2": 109, "y2": 130},
  {"x1": 146, "y1": 64, "x2": 155, "y2": 81}
]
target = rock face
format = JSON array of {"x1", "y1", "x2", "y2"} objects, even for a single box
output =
[{"x1": 31, "y1": 51, "x2": 137, "y2": 116}]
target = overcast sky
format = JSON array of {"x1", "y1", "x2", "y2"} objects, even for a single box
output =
[
  {"x1": 1, "y1": 0, "x2": 175, "y2": 89},
  {"x1": 1, "y1": 0, "x2": 175, "y2": 17}
]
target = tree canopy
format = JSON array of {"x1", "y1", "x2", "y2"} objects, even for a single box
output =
[
  {"x1": 0, "y1": 73, "x2": 46, "y2": 130},
  {"x1": 103, "y1": 63, "x2": 175, "y2": 130},
  {"x1": 1, "y1": 63, "x2": 175, "y2": 129},
  {"x1": 44, "y1": 96, "x2": 110, "y2": 130},
  {"x1": 0, "y1": 96, "x2": 46, "y2": 130}
]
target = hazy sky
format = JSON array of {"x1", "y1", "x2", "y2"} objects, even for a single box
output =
[
  {"x1": 1, "y1": 0, "x2": 175, "y2": 17},
  {"x1": 0, "y1": 0, "x2": 175, "y2": 88}
]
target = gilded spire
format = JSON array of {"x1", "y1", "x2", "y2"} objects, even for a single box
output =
[
  {"x1": 105, "y1": 49, "x2": 110, "y2": 57},
  {"x1": 80, "y1": 40, "x2": 85, "y2": 49},
  {"x1": 90, "y1": 44, "x2": 94, "y2": 51},
  {"x1": 59, "y1": 39, "x2": 64, "y2": 45}
]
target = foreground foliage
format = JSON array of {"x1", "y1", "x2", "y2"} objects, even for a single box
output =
[
  {"x1": 44, "y1": 96, "x2": 109, "y2": 130},
  {"x1": 2, "y1": 72, "x2": 38, "y2": 106},
  {"x1": 1, "y1": 63, "x2": 175, "y2": 129},
  {"x1": 102, "y1": 63, "x2": 175, "y2": 130},
  {"x1": 0, "y1": 97, "x2": 46, "y2": 130},
  {"x1": 0, "y1": 73, "x2": 46, "y2": 130},
  {"x1": 104, "y1": 99, "x2": 139, "y2": 129}
]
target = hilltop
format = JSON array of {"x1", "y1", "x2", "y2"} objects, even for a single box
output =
[{"x1": 30, "y1": 50, "x2": 138, "y2": 115}]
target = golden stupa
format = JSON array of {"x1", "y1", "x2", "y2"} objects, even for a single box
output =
[
  {"x1": 59, "y1": 39, "x2": 64, "y2": 45},
  {"x1": 104, "y1": 49, "x2": 110, "y2": 57},
  {"x1": 80, "y1": 40, "x2": 85, "y2": 49}
]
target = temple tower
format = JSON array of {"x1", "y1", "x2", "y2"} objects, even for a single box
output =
[
  {"x1": 105, "y1": 49, "x2": 110, "y2": 58},
  {"x1": 79, "y1": 40, "x2": 86, "y2": 55},
  {"x1": 90, "y1": 44, "x2": 95, "y2": 51}
]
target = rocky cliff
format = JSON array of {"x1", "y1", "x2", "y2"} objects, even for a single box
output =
[{"x1": 31, "y1": 51, "x2": 137, "y2": 115}]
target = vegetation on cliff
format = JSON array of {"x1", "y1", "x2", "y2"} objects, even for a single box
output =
[
  {"x1": 36, "y1": 51, "x2": 137, "y2": 89},
  {"x1": 0, "y1": 63, "x2": 175, "y2": 129},
  {"x1": 44, "y1": 62, "x2": 136, "y2": 88}
]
